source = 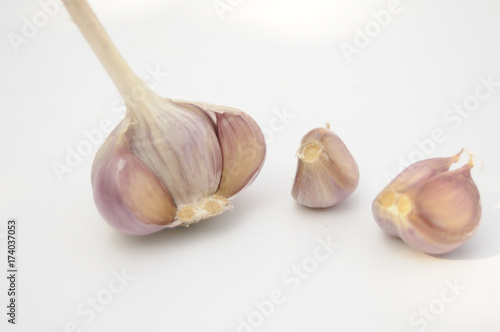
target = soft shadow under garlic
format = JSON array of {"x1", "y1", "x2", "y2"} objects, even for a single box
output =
[{"x1": 110, "y1": 212, "x2": 239, "y2": 250}]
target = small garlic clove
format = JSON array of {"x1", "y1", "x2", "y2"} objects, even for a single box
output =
[
  {"x1": 372, "y1": 150, "x2": 463, "y2": 237},
  {"x1": 403, "y1": 160, "x2": 481, "y2": 254},
  {"x1": 292, "y1": 125, "x2": 359, "y2": 208},
  {"x1": 176, "y1": 101, "x2": 266, "y2": 198},
  {"x1": 372, "y1": 150, "x2": 482, "y2": 254},
  {"x1": 91, "y1": 120, "x2": 177, "y2": 235}
]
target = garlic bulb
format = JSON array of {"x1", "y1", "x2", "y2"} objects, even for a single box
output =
[
  {"x1": 292, "y1": 124, "x2": 359, "y2": 208},
  {"x1": 63, "y1": 0, "x2": 265, "y2": 235},
  {"x1": 372, "y1": 150, "x2": 481, "y2": 254}
]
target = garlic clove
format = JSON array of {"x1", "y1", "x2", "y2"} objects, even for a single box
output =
[
  {"x1": 176, "y1": 101, "x2": 266, "y2": 198},
  {"x1": 403, "y1": 159, "x2": 481, "y2": 254},
  {"x1": 91, "y1": 120, "x2": 177, "y2": 235},
  {"x1": 372, "y1": 150, "x2": 482, "y2": 254},
  {"x1": 292, "y1": 125, "x2": 359, "y2": 208},
  {"x1": 124, "y1": 96, "x2": 223, "y2": 207},
  {"x1": 214, "y1": 111, "x2": 266, "y2": 197},
  {"x1": 372, "y1": 150, "x2": 463, "y2": 237}
]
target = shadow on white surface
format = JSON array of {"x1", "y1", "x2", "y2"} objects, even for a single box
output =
[{"x1": 375, "y1": 206, "x2": 500, "y2": 261}]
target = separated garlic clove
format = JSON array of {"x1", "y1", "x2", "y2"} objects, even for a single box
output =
[
  {"x1": 372, "y1": 150, "x2": 481, "y2": 254},
  {"x1": 64, "y1": 0, "x2": 265, "y2": 235},
  {"x1": 292, "y1": 124, "x2": 359, "y2": 208}
]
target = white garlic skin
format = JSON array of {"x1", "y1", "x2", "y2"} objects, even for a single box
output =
[
  {"x1": 292, "y1": 126, "x2": 359, "y2": 208},
  {"x1": 372, "y1": 150, "x2": 482, "y2": 255}
]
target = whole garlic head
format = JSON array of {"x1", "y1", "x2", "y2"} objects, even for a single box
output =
[
  {"x1": 372, "y1": 150, "x2": 481, "y2": 255},
  {"x1": 63, "y1": 0, "x2": 265, "y2": 235},
  {"x1": 92, "y1": 97, "x2": 265, "y2": 235}
]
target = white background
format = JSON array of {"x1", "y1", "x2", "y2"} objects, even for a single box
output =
[{"x1": 1, "y1": 0, "x2": 500, "y2": 331}]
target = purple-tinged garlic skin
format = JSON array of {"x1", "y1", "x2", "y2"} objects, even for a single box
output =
[
  {"x1": 292, "y1": 125, "x2": 359, "y2": 208},
  {"x1": 91, "y1": 120, "x2": 177, "y2": 235},
  {"x1": 174, "y1": 101, "x2": 266, "y2": 198},
  {"x1": 372, "y1": 150, "x2": 481, "y2": 255},
  {"x1": 91, "y1": 98, "x2": 266, "y2": 235},
  {"x1": 63, "y1": 0, "x2": 266, "y2": 235}
]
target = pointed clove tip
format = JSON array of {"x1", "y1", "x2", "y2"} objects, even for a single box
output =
[
  {"x1": 453, "y1": 148, "x2": 465, "y2": 162},
  {"x1": 326, "y1": 122, "x2": 331, "y2": 129},
  {"x1": 463, "y1": 149, "x2": 475, "y2": 169}
]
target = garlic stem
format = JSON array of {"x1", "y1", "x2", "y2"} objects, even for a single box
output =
[{"x1": 62, "y1": 0, "x2": 154, "y2": 111}]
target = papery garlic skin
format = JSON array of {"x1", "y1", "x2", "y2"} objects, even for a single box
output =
[
  {"x1": 292, "y1": 125, "x2": 359, "y2": 208},
  {"x1": 178, "y1": 101, "x2": 267, "y2": 198},
  {"x1": 91, "y1": 96, "x2": 266, "y2": 235},
  {"x1": 372, "y1": 150, "x2": 481, "y2": 254},
  {"x1": 126, "y1": 97, "x2": 223, "y2": 207},
  {"x1": 91, "y1": 119, "x2": 178, "y2": 235},
  {"x1": 64, "y1": 0, "x2": 266, "y2": 235}
]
